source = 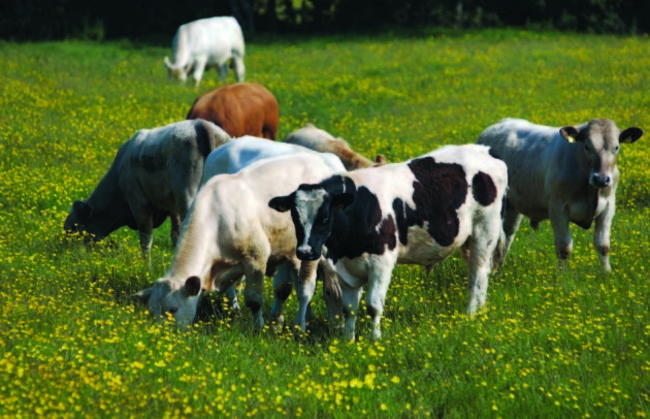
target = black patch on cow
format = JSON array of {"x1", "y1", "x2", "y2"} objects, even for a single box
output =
[
  {"x1": 406, "y1": 157, "x2": 468, "y2": 247},
  {"x1": 325, "y1": 184, "x2": 398, "y2": 264},
  {"x1": 472, "y1": 171, "x2": 497, "y2": 206},
  {"x1": 392, "y1": 198, "x2": 421, "y2": 246},
  {"x1": 194, "y1": 120, "x2": 216, "y2": 158},
  {"x1": 488, "y1": 147, "x2": 503, "y2": 161}
]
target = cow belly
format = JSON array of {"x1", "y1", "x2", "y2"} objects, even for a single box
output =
[{"x1": 397, "y1": 227, "x2": 457, "y2": 266}]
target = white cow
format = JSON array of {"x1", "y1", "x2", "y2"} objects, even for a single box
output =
[
  {"x1": 134, "y1": 152, "x2": 346, "y2": 330},
  {"x1": 270, "y1": 145, "x2": 508, "y2": 341},
  {"x1": 199, "y1": 136, "x2": 347, "y2": 319},
  {"x1": 477, "y1": 118, "x2": 644, "y2": 272},
  {"x1": 164, "y1": 16, "x2": 245, "y2": 86}
]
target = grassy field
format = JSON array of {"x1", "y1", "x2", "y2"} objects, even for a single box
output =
[{"x1": 1, "y1": 30, "x2": 649, "y2": 417}]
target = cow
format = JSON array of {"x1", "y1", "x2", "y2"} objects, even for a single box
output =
[
  {"x1": 477, "y1": 118, "x2": 644, "y2": 272},
  {"x1": 164, "y1": 16, "x2": 245, "y2": 87},
  {"x1": 284, "y1": 123, "x2": 386, "y2": 170},
  {"x1": 64, "y1": 119, "x2": 231, "y2": 257},
  {"x1": 269, "y1": 144, "x2": 508, "y2": 341},
  {"x1": 133, "y1": 152, "x2": 346, "y2": 330},
  {"x1": 186, "y1": 83, "x2": 279, "y2": 140},
  {"x1": 198, "y1": 136, "x2": 349, "y2": 317}
]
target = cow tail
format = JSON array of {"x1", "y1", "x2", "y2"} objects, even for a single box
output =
[
  {"x1": 492, "y1": 191, "x2": 509, "y2": 271},
  {"x1": 194, "y1": 120, "x2": 216, "y2": 159}
]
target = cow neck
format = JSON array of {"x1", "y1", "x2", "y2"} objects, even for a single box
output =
[
  {"x1": 168, "y1": 199, "x2": 216, "y2": 286},
  {"x1": 324, "y1": 210, "x2": 352, "y2": 262},
  {"x1": 86, "y1": 157, "x2": 136, "y2": 232}
]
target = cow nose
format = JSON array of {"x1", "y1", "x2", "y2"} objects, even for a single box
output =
[
  {"x1": 297, "y1": 245, "x2": 319, "y2": 261},
  {"x1": 590, "y1": 174, "x2": 611, "y2": 188}
]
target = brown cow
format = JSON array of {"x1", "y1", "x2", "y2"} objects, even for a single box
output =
[{"x1": 186, "y1": 83, "x2": 279, "y2": 140}]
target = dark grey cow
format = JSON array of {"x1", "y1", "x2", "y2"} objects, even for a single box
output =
[
  {"x1": 64, "y1": 119, "x2": 230, "y2": 256},
  {"x1": 270, "y1": 144, "x2": 508, "y2": 341},
  {"x1": 477, "y1": 118, "x2": 643, "y2": 272}
]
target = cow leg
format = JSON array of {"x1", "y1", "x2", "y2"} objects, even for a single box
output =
[
  {"x1": 269, "y1": 263, "x2": 293, "y2": 330},
  {"x1": 319, "y1": 258, "x2": 344, "y2": 329},
  {"x1": 192, "y1": 57, "x2": 208, "y2": 87},
  {"x1": 466, "y1": 220, "x2": 500, "y2": 316},
  {"x1": 169, "y1": 214, "x2": 182, "y2": 248},
  {"x1": 341, "y1": 283, "x2": 363, "y2": 343},
  {"x1": 292, "y1": 259, "x2": 319, "y2": 332},
  {"x1": 243, "y1": 262, "x2": 266, "y2": 329},
  {"x1": 365, "y1": 257, "x2": 395, "y2": 341},
  {"x1": 218, "y1": 63, "x2": 229, "y2": 84},
  {"x1": 593, "y1": 200, "x2": 614, "y2": 273},
  {"x1": 502, "y1": 203, "x2": 523, "y2": 257},
  {"x1": 232, "y1": 54, "x2": 245, "y2": 83},
  {"x1": 549, "y1": 203, "x2": 572, "y2": 269}
]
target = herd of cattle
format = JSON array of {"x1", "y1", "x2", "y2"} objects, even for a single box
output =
[{"x1": 63, "y1": 16, "x2": 644, "y2": 341}]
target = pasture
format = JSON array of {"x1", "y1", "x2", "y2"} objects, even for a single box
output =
[{"x1": 1, "y1": 30, "x2": 649, "y2": 417}]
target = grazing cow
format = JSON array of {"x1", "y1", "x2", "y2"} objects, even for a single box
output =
[
  {"x1": 164, "y1": 16, "x2": 245, "y2": 86},
  {"x1": 477, "y1": 118, "x2": 644, "y2": 272},
  {"x1": 133, "y1": 152, "x2": 346, "y2": 329},
  {"x1": 187, "y1": 83, "x2": 279, "y2": 140},
  {"x1": 64, "y1": 119, "x2": 231, "y2": 256},
  {"x1": 284, "y1": 123, "x2": 386, "y2": 170},
  {"x1": 270, "y1": 145, "x2": 508, "y2": 341}
]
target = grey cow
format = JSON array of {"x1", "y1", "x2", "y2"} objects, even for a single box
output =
[
  {"x1": 477, "y1": 118, "x2": 643, "y2": 272},
  {"x1": 64, "y1": 119, "x2": 231, "y2": 256}
]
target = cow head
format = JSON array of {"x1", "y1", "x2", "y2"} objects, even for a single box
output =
[
  {"x1": 64, "y1": 199, "x2": 127, "y2": 242},
  {"x1": 163, "y1": 57, "x2": 190, "y2": 83},
  {"x1": 64, "y1": 200, "x2": 102, "y2": 241},
  {"x1": 132, "y1": 276, "x2": 202, "y2": 327},
  {"x1": 269, "y1": 176, "x2": 355, "y2": 261},
  {"x1": 560, "y1": 119, "x2": 644, "y2": 188}
]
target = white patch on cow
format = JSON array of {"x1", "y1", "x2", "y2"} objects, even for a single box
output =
[{"x1": 295, "y1": 188, "x2": 327, "y2": 253}]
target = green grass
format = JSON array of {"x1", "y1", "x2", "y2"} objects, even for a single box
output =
[{"x1": 1, "y1": 30, "x2": 649, "y2": 417}]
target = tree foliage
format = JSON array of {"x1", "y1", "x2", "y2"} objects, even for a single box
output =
[{"x1": 0, "y1": 0, "x2": 647, "y2": 41}]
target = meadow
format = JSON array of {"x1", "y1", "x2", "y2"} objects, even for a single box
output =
[{"x1": 0, "y1": 29, "x2": 649, "y2": 417}]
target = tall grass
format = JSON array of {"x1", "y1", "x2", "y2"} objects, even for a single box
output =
[{"x1": 0, "y1": 30, "x2": 649, "y2": 417}]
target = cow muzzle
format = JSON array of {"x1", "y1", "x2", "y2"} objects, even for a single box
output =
[
  {"x1": 297, "y1": 245, "x2": 320, "y2": 261},
  {"x1": 590, "y1": 173, "x2": 612, "y2": 188}
]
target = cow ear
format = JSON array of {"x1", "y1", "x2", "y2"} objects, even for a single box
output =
[
  {"x1": 131, "y1": 287, "x2": 154, "y2": 304},
  {"x1": 184, "y1": 276, "x2": 202, "y2": 297},
  {"x1": 269, "y1": 195, "x2": 293, "y2": 213},
  {"x1": 331, "y1": 192, "x2": 355, "y2": 211},
  {"x1": 619, "y1": 127, "x2": 644, "y2": 144},
  {"x1": 560, "y1": 126, "x2": 580, "y2": 143},
  {"x1": 73, "y1": 200, "x2": 93, "y2": 220}
]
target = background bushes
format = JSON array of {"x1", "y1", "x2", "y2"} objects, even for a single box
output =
[{"x1": 1, "y1": 0, "x2": 648, "y2": 42}]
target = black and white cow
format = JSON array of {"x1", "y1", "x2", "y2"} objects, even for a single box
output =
[{"x1": 270, "y1": 144, "x2": 508, "y2": 341}]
